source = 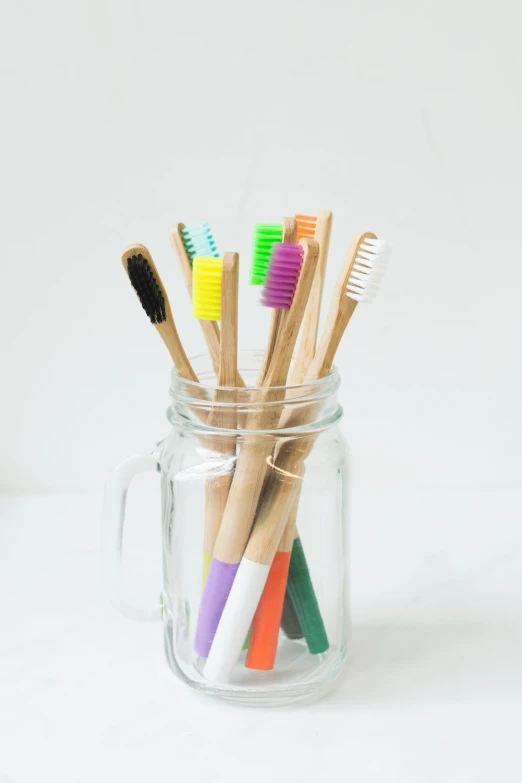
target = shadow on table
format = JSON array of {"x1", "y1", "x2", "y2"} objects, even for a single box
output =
[{"x1": 320, "y1": 617, "x2": 519, "y2": 707}]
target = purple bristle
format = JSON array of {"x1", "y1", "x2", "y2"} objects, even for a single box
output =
[{"x1": 261, "y1": 243, "x2": 304, "y2": 310}]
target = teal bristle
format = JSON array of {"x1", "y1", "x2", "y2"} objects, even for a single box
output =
[
  {"x1": 180, "y1": 223, "x2": 219, "y2": 264},
  {"x1": 250, "y1": 223, "x2": 283, "y2": 285}
]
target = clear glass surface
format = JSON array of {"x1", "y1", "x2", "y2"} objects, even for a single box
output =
[{"x1": 103, "y1": 350, "x2": 351, "y2": 706}]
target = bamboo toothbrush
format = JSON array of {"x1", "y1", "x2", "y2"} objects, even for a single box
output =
[
  {"x1": 252, "y1": 211, "x2": 332, "y2": 669},
  {"x1": 247, "y1": 233, "x2": 392, "y2": 663},
  {"x1": 248, "y1": 216, "x2": 302, "y2": 642},
  {"x1": 205, "y1": 232, "x2": 391, "y2": 682},
  {"x1": 192, "y1": 253, "x2": 240, "y2": 581},
  {"x1": 247, "y1": 213, "x2": 329, "y2": 651},
  {"x1": 255, "y1": 217, "x2": 298, "y2": 385},
  {"x1": 307, "y1": 233, "x2": 391, "y2": 377},
  {"x1": 289, "y1": 212, "x2": 333, "y2": 384},
  {"x1": 194, "y1": 238, "x2": 320, "y2": 658},
  {"x1": 170, "y1": 222, "x2": 243, "y2": 387},
  {"x1": 121, "y1": 244, "x2": 198, "y2": 383}
]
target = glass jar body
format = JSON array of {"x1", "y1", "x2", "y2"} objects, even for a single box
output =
[
  {"x1": 103, "y1": 351, "x2": 351, "y2": 706},
  {"x1": 161, "y1": 353, "x2": 350, "y2": 705}
]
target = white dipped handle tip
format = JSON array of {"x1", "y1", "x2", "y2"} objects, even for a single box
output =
[{"x1": 203, "y1": 559, "x2": 270, "y2": 683}]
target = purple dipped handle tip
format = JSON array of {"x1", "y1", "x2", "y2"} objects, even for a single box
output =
[{"x1": 194, "y1": 558, "x2": 239, "y2": 657}]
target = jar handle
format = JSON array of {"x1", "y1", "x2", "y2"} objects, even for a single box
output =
[{"x1": 101, "y1": 454, "x2": 162, "y2": 622}]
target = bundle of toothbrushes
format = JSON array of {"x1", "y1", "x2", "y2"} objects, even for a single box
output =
[{"x1": 113, "y1": 212, "x2": 391, "y2": 691}]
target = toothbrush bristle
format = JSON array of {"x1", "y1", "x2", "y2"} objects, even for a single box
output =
[
  {"x1": 192, "y1": 256, "x2": 223, "y2": 320},
  {"x1": 295, "y1": 214, "x2": 317, "y2": 241},
  {"x1": 180, "y1": 223, "x2": 219, "y2": 264},
  {"x1": 261, "y1": 243, "x2": 304, "y2": 310},
  {"x1": 346, "y1": 238, "x2": 392, "y2": 304},
  {"x1": 250, "y1": 223, "x2": 284, "y2": 285},
  {"x1": 127, "y1": 254, "x2": 166, "y2": 324}
]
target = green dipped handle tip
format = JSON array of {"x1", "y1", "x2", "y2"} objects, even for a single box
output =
[{"x1": 286, "y1": 537, "x2": 329, "y2": 655}]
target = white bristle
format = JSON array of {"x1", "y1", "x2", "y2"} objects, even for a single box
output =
[{"x1": 346, "y1": 238, "x2": 392, "y2": 303}]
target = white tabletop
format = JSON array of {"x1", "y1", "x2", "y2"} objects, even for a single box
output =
[{"x1": 1, "y1": 490, "x2": 521, "y2": 782}]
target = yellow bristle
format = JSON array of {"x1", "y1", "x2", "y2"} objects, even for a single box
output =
[
  {"x1": 295, "y1": 214, "x2": 318, "y2": 241},
  {"x1": 193, "y1": 257, "x2": 223, "y2": 320}
]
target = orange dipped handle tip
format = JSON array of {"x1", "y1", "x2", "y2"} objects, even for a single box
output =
[{"x1": 245, "y1": 551, "x2": 291, "y2": 671}]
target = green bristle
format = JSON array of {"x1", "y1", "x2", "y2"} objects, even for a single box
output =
[{"x1": 250, "y1": 223, "x2": 283, "y2": 285}]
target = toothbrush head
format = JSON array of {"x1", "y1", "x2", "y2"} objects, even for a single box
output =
[
  {"x1": 123, "y1": 247, "x2": 167, "y2": 324},
  {"x1": 346, "y1": 235, "x2": 392, "y2": 304},
  {"x1": 250, "y1": 223, "x2": 284, "y2": 285},
  {"x1": 180, "y1": 223, "x2": 219, "y2": 265},
  {"x1": 261, "y1": 243, "x2": 304, "y2": 310},
  {"x1": 295, "y1": 214, "x2": 317, "y2": 241},
  {"x1": 192, "y1": 256, "x2": 223, "y2": 320}
]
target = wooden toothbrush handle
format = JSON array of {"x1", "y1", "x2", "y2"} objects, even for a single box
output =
[
  {"x1": 276, "y1": 212, "x2": 333, "y2": 551},
  {"x1": 201, "y1": 320, "x2": 222, "y2": 377},
  {"x1": 203, "y1": 469, "x2": 234, "y2": 555},
  {"x1": 243, "y1": 444, "x2": 306, "y2": 565},
  {"x1": 157, "y1": 320, "x2": 199, "y2": 383},
  {"x1": 305, "y1": 295, "x2": 357, "y2": 381},
  {"x1": 212, "y1": 435, "x2": 275, "y2": 563},
  {"x1": 256, "y1": 310, "x2": 284, "y2": 386},
  {"x1": 203, "y1": 386, "x2": 239, "y2": 555},
  {"x1": 211, "y1": 238, "x2": 319, "y2": 564},
  {"x1": 203, "y1": 251, "x2": 240, "y2": 557},
  {"x1": 279, "y1": 504, "x2": 298, "y2": 552},
  {"x1": 208, "y1": 383, "x2": 301, "y2": 565}
]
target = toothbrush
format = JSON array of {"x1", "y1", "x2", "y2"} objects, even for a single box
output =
[
  {"x1": 192, "y1": 253, "x2": 240, "y2": 581},
  {"x1": 250, "y1": 211, "x2": 332, "y2": 656},
  {"x1": 169, "y1": 223, "x2": 245, "y2": 388},
  {"x1": 194, "y1": 238, "x2": 320, "y2": 658},
  {"x1": 257, "y1": 211, "x2": 332, "y2": 652},
  {"x1": 205, "y1": 232, "x2": 391, "y2": 682},
  {"x1": 246, "y1": 218, "x2": 297, "y2": 645},
  {"x1": 255, "y1": 217, "x2": 298, "y2": 385},
  {"x1": 279, "y1": 212, "x2": 333, "y2": 645},
  {"x1": 121, "y1": 244, "x2": 198, "y2": 383},
  {"x1": 307, "y1": 233, "x2": 392, "y2": 378},
  {"x1": 249, "y1": 233, "x2": 391, "y2": 662},
  {"x1": 252, "y1": 232, "x2": 391, "y2": 661},
  {"x1": 289, "y1": 212, "x2": 333, "y2": 384}
]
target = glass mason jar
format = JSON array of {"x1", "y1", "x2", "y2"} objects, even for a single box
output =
[{"x1": 102, "y1": 350, "x2": 350, "y2": 706}]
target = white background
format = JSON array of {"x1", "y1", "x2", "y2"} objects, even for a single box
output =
[
  {"x1": 2, "y1": 0, "x2": 521, "y2": 495},
  {"x1": 1, "y1": 1, "x2": 521, "y2": 780}
]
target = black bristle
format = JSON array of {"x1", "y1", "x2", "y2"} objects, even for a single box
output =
[{"x1": 127, "y1": 253, "x2": 166, "y2": 324}]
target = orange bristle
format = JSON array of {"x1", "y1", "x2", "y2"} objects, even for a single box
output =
[{"x1": 295, "y1": 214, "x2": 317, "y2": 241}]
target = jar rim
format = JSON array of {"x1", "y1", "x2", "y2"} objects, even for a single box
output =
[{"x1": 168, "y1": 350, "x2": 341, "y2": 407}]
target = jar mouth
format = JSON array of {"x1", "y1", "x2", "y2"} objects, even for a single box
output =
[{"x1": 168, "y1": 350, "x2": 341, "y2": 408}]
